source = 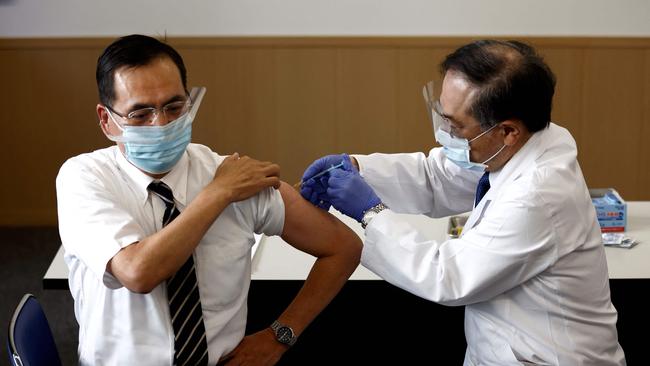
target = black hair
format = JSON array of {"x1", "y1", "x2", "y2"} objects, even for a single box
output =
[
  {"x1": 96, "y1": 34, "x2": 187, "y2": 107},
  {"x1": 440, "y1": 40, "x2": 556, "y2": 132}
]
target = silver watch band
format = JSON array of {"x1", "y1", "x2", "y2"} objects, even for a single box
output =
[
  {"x1": 361, "y1": 203, "x2": 389, "y2": 229},
  {"x1": 270, "y1": 320, "x2": 297, "y2": 346}
]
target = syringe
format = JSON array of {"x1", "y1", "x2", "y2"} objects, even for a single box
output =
[{"x1": 293, "y1": 162, "x2": 344, "y2": 189}]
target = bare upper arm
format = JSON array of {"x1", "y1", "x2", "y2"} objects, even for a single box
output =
[{"x1": 278, "y1": 182, "x2": 361, "y2": 258}]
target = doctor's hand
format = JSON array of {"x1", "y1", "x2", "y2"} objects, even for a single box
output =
[
  {"x1": 327, "y1": 168, "x2": 381, "y2": 222},
  {"x1": 300, "y1": 153, "x2": 355, "y2": 210},
  {"x1": 217, "y1": 329, "x2": 285, "y2": 366}
]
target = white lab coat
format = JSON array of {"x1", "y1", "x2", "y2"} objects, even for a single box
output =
[{"x1": 355, "y1": 123, "x2": 625, "y2": 365}]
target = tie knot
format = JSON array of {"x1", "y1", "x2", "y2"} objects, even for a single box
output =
[{"x1": 148, "y1": 181, "x2": 175, "y2": 206}]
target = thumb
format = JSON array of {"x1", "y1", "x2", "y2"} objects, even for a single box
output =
[
  {"x1": 226, "y1": 152, "x2": 240, "y2": 162},
  {"x1": 341, "y1": 154, "x2": 354, "y2": 171}
]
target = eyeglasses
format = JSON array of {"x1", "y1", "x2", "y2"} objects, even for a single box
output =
[
  {"x1": 432, "y1": 100, "x2": 457, "y2": 135},
  {"x1": 105, "y1": 97, "x2": 192, "y2": 127}
]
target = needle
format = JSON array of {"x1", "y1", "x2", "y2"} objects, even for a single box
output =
[{"x1": 293, "y1": 162, "x2": 344, "y2": 190}]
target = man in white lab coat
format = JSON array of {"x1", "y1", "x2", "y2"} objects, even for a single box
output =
[{"x1": 300, "y1": 40, "x2": 626, "y2": 365}]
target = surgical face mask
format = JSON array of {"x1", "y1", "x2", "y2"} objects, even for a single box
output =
[
  {"x1": 435, "y1": 124, "x2": 506, "y2": 172},
  {"x1": 104, "y1": 87, "x2": 206, "y2": 174}
]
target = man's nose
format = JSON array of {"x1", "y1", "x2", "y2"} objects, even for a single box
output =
[{"x1": 150, "y1": 110, "x2": 171, "y2": 126}]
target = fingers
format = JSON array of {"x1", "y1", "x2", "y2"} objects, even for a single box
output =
[
  {"x1": 301, "y1": 154, "x2": 344, "y2": 181},
  {"x1": 302, "y1": 160, "x2": 325, "y2": 181},
  {"x1": 264, "y1": 176, "x2": 282, "y2": 190},
  {"x1": 255, "y1": 161, "x2": 280, "y2": 189},
  {"x1": 300, "y1": 177, "x2": 333, "y2": 210},
  {"x1": 213, "y1": 154, "x2": 283, "y2": 202},
  {"x1": 260, "y1": 161, "x2": 280, "y2": 179},
  {"x1": 327, "y1": 168, "x2": 353, "y2": 188}
]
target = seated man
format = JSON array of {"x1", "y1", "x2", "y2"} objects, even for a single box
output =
[{"x1": 56, "y1": 34, "x2": 362, "y2": 366}]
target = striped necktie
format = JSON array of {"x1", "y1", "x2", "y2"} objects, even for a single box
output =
[
  {"x1": 148, "y1": 181, "x2": 209, "y2": 366},
  {"x1": 475, "y1": 172, "x2": 491, "y2": 207}
]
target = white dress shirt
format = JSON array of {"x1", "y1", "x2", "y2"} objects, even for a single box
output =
[
  {"x1": 56, "y1": 143, "x2": 284, "y2": 366},
  {"x1": 355, "y1": 123, "x2": 626, "y2": 365}
]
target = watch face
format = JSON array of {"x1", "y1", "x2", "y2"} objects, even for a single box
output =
[{"x1": 276, "y1": 326, "x2": 294, "y2": 344}]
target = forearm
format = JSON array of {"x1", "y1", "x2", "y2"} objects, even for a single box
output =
[
  {"x1": 109, "y1": 187, "x2": 232, "y2": 292},
  {"x1": 275, "y1": 249, "x2": 359, "y2": 335},
  {"x1": 274, "y1": 181, "x2": 362, "y2": 335}
]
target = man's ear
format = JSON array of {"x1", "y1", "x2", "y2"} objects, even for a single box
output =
[
  {"x1": 97, "y1": 104, "x2": 112, "y2": 136},
  {"x1": 500, "y1": 120, "x2": 526, "y2": 146}
]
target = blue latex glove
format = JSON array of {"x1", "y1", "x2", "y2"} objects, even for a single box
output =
[
  {"x1": 300, "y1": 175, "x2": 332, "y2": 210},
  {"x1": 300, "y1": 154, "x2": 354, "y2": 210},
  {"x1": 327, "y1": 168, "x2": 381, "y2": 222}
]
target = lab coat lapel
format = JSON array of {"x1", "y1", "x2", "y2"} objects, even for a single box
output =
[{"x1": 461, "y1": 127, "x2": 547, "y2": 235}]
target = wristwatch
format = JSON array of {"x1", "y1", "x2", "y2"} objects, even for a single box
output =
[
  {"x1": 361, "y1": 203, "x2": 389, "y2": 229},
  {"x1": 270, "y1": 320, "x2": 298, "y2": 346}
]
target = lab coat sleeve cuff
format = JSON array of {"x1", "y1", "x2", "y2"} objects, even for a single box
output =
[{"x1": 350, "y1": 154, "x2": 368, "y2": 176}]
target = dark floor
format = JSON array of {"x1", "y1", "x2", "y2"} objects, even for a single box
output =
[{"x1": 1, "y1": 227, "x2": 78, "y2": 366}]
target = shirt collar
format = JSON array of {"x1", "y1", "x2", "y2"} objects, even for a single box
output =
[{"x1": 115, "y1": 148, "x2": 189, "y2": 207}]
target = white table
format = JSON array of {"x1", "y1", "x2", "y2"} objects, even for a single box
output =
[{"x1": 44, "y1": 201, "x2": 650, "y2": 288}]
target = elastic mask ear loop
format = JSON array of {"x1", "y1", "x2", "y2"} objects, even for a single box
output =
[
  {"x1": 101, "y1": 107, "x2": 128, "y2": 144},
  {"x1": 468, "y1": 123, "x2": 499, "y2": 144},
  {"x1": 481, "y1": 144, "x2": 507, "y2": 165},
  {"x1": 469, "y1": 123, "x2": 506, "y2": 167}
]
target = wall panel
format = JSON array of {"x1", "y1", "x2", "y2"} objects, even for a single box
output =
[
  {"x1": 580, "y1": 49, "x2": 645, "y2": 197},
  {"x1": 0, "y1": 37, "x2": 648, "y2": 225},
  {"x1": 336, "y1": 48, "x2": 399, "y2": 155}
]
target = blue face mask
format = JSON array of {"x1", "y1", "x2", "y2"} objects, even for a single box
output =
[
  {"x1": 435, "y1": 124, "x2": 506, "y2": 172},
  {"x1": 105, "y1": 87, "x2": 206, "y2": 174}
]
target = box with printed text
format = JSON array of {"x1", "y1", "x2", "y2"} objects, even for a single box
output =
[{"x1": 589, "y1": 188, "x2": 626, "y2": 232}]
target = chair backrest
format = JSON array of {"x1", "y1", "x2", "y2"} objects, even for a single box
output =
[{"x1": 7, "y1": 293, "x2": 62, "y2": 366}]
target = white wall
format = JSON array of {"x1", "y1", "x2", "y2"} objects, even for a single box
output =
[{"x1": 0, "y1": 0, "x2": 649, "y2": 37}]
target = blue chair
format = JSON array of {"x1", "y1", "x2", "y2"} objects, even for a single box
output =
[{"x1": 7, "y1": 293, "x2": 62, "y2": 366}]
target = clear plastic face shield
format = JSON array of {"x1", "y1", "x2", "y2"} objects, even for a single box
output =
[
  {"x1": 423, "y1": 80, "x2": 453, "y2": 136},
  {"x1": 422, "y1": 81, "x2": 505, "y2": 171},
  {"x1": 103, "y1": 87, "x2": 207, "y2": 174},
  {"x1": 104, "y1": 86, "x2": 206, "y2": 143}
]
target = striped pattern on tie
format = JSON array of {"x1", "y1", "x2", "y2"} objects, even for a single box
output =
[{"x1": 148, "y1": 181, "x2": 209, "y2": 366}]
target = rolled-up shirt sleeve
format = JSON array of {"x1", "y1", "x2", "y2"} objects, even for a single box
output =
[
  {"x1": 252, "y1": 186, "x2": 285, "y2": 237},
  {"x1": 56, "y1": 158, "x2": 144, "y2": 289}
]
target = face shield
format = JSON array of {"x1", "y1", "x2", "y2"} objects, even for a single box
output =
[
  {"x1": 423, "y1": 80, "x2": 452, "y2": 135},
  {"x1": 422, "y1": 81, "x2": 505, "y2": 171},
  {"x1": 104, "y1": 87, "x2": 207, "y2": 174}
]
